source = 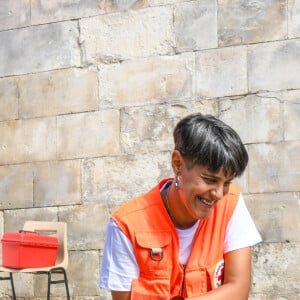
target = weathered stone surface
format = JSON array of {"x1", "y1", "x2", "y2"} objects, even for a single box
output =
[
  {"x1": 57, "y1": 110, "x2": 120, "y2": 159},
  {"x1": 218, "y1": 0, "x2": 287, "y2": 46},
  {"x1": 0, "y1": 22, "x2": 80, "y2": 77},
  {"x1": 245, "y1": 192, "x2": 300, "y2": 242},
  {"x1": 6, "y1": 273, "x2": 34, "y2": 298},
  {"x1": 82, "y1": 153, "x2": 172, "y2": 205},
  {"x1": 195, "y1": 46, "x2": 247, "y2": 98},
  {"x1": 0, "y1": 164, "x2": 33, "y2": 209},
  {"x1": 174, "y1": 0, "x2": 217, "y2": 52},
  {"x1": 34, "y1": 250, "x2": 100, "y2": 296},
  {"x1": 249, "y1": 40, "x2": 300, "y2": 92},
  {"x1": 257, "y1": 89, "x2": 300, "y2": 141},
  {"x1": 0, "y1": 77, "x2": 18, "y2": 121},
  {"x1": 248, "y1": 142, "x2": 300, "y2": 193},
  {"x1": 219, "y1": 95, "x2": 283, "y2": 144},
  {"x1": 31, "y1": 0, "x2": 105, "y2": 25},
  {"x1": 233, "y1": 166, "x2": 248, "y2": 194},
  {"x1": 252, "y1": 89, "x2": 300, "y2": 143},
  {"x1": 34, "y1": 160, "x2": 81, "y2": 207},
  {"x1": 68, "y1": 251, "x2": 100, "y2": 296},
  {"x1": 98, "y1": 53, "x2": 194, "y2": 108},
  {"x1": 105, "y1": 0, "x2": 148, "y2": 12},
  {"x1": 0, "y1": 118, "x2": 56, "y2": 165},
  {"x1": 19, "y1": 68, "x2": 98, "y2": 118},
  {"x1": 120, "y1": 102, "x2": 218, "y2": 154},
  {"x1": 0, "y1": 0, "x2": 30, "y2": 31},
  {"x1": 59, "y1": 204, "x2": 112, "y2": 250},
  {"x1": 288, "y1": 0, "x2": 300, "y2": 38},
  {"x1": 284, "y1": 99, "x2": 300, "y2": 141},
  {"x1": 249, "y1": 294, "x2": 300, "y2": 300},
  {"x1": 80, "y1": 6, "x2": 175, "y2": 61},
  {"x1": 252, "y1": 242, "x2": 300, "y2": 293},
  {"x1": 4, "y1": 207, "x2": 58, "y2": 232},
  {"x1": 148, "y1": 0, "x2": 186, "y2": 5}
]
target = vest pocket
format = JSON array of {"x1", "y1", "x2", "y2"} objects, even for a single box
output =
[
  {"x1": 135, "y1": 231, "x2": 172, "y2": 278},
  {"x1": 206, "y1": 258, "x2": 225, "y2": 289}
]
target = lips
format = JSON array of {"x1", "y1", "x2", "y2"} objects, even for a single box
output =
[{"x1": 196, "y1": 196, "x2": 216, "y2": 207}]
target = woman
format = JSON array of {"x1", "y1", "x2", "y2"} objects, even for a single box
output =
[{"x1": 99, "y1": 113, "x2": 261, "y2": 299}]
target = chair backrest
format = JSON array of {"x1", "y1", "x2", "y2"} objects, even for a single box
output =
[{"x1": 23, "y1": 221, "x2": 68, "y2": 269}]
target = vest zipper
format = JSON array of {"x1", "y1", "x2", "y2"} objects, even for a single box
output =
[{"x1": 181, "y1": 264, "x2": 186, "y2": 297}]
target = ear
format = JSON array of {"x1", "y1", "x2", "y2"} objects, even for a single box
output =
[{"x1": 171, "y1": 150, "x2": 184, "y2": 174}]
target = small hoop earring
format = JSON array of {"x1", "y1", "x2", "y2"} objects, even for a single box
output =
[{"x1": 175, "y1": 173, "x2": 180, "y2": 189}]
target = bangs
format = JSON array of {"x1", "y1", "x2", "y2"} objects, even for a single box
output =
[{"x1": 174, "y1": 115, "x2": 248, "y2": 177}]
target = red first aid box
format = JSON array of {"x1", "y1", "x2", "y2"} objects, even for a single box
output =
[{"x1": 1, "y1": 231, "x2": 59, "y2": 269}]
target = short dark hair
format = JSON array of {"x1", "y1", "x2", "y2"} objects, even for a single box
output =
[{"x1": 173, "y1": 113, "x2": 248, "y2": 177}]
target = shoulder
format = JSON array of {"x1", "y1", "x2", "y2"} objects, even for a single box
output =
[{"x1": 112, "y1": 183, "x2": 170, "y2": 239}]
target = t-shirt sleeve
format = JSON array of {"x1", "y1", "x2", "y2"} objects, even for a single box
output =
[
  {"x1": 99, "y1": 219, "x2": 139, "y2": 291},
  {"x1": 224, "y1": 193, "x2": 262, "y2": 253}
]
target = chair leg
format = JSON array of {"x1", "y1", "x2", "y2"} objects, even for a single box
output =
[
  {"x1": 47, "y1": 272, "x2": 51, "y2": 300},
  {"x1": 10, "y1": 273, "x2": 16, "y2": 300},
  {"x1": 61, "y1": 268, "x2": 70, "y2": 300},
  {"x1": 46, "y1": 268, "x2": 70, "y2": 300}
]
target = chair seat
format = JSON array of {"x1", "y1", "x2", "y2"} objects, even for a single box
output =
[{"x1": 0, "y1": 221, "x2": 70, "y2": 300}]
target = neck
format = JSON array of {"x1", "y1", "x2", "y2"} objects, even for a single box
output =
[{"x1": 161, "y1": 183, "x2": 197, "y2": 229}]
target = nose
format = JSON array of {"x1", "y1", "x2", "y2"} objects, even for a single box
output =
[{"x1": 211, "y1": 184, "x2": 224, "y2": 201}]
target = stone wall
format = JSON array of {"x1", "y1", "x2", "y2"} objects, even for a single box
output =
[{"x1": 0, "y1": 0, "x2": 299, "y2": 299}]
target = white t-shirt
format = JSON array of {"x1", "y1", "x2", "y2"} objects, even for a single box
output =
[{"x1": 99, "y1": 187, "x2": 262, "y2": 291}]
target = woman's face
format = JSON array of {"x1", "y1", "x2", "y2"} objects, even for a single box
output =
[{"x1": 178, "y1": 163, "x2": 234, "y2": 220}]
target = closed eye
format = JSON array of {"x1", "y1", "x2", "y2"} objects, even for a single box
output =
[{"x1": 203, "y1": 177, "x2": 217, "y2": 184}]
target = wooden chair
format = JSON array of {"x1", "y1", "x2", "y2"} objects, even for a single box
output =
[{"x1": 0, "y1": 221, "x2": 70, "y2": 300}]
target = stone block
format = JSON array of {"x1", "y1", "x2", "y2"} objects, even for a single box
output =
[
  {"x1": 34, "y1": 160, "x2": 81, "y2": 207},
  {"x1": 284, "y1": 100, "x2": 300, "y2": 141},
  {"x1": 0, "y1": 77, "x2": 18, "y2": 121},
  {"x1": 0, "y1": 21, "x2": 80, "y2": 77},
  {"x1": 174, "y1": 0, "x2": 217, "y2": 52},
  {"x1": 31, "y1": 0, "x2": 105, "y2": 25},
  {"x1": 4, "y1": 207, "x2": 58, "y2": 232},
  {"x1": 120, "y1": 102, "x2": 218, "y2": 154},
  {"x1": 288, "y1": 0, "x2": 300, "y2": 38},
  {"x1": 82, "y1": 153, "x2": 172, "y2": 205},
  {"x1": 57, "y1": 110, "x2": 120, "y2": 159},
  {"x1": 34, "y1": 250, "x2": 100, "y2": 296},
  {"x1": 248, "y1": 142, "x2": 300, "y2": 193},
  {"x1": 98, "y1": 53, "x2": 194, "y2": 108},
  {"x1": 219, "y1": 94, "x2": 283, "y2": 144},
  {"x1": 245, "y1": 192, "x2": 300, "y2": 242},
  {"x1": 0, "y1": 164, "x2": 33, "y2": 210},
  {"x1": 218, "y1": 0, "x2": 287, "y2": 46},
  {"x1": 0, "y1": 118, "x2": 56, "y2": 165},
  {"x1": 80, "y1": 6, "x2": 175, "y2": 61},
  {"x1": 251, "y1": 242, "x2": 300, "y2": 293},
  {"x1": 195, "y1": 46, "x2": 247, "y2": 98},
  {"x1": 249, "y1": 294, "x2": 300, "y2": 300},
  {"x1": 148, "y1": 0, "x2": 186, "y2": 5},
  {"x1": 105, "y1": 0, "x2": 148, "y2": 12},
  {"x1": 59, "y1": 204, "x2": 112, "y2": 250},
  {"x1": 6, "y1": 273, "x2": 34, "y2": 298},
  {"x1": 0, "y1": 0, "x2": 30, "y2": 31},
  {"x1": 233, "y1": 166, "x2": 248, "y2": 194},
  {"x1": 68, "y1": 251, "x2": 100, "y2": 296},
  {"x1": 19, "y1": 68, "x2": 98, "y2": 118},
  {"x1": 257, "y1": 89, "x2": 300, "y2": 141},
  {"x1": 248, "y1": 40, "x2": 300, "y2": 92}
]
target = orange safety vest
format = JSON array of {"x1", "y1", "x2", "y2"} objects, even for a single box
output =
[{"x1": 112, "y1": 178, "x2": 240, "y2": 299}]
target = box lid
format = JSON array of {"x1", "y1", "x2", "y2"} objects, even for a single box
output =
[{"x1": 1, "y1": 231, "x2": 59, "y2": 248}]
